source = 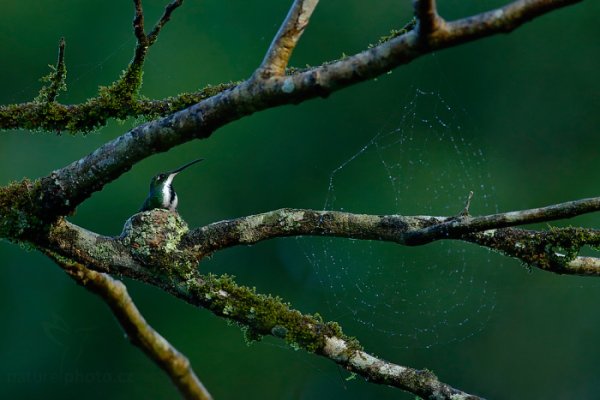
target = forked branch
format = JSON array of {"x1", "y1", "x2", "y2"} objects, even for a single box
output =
[
  {"x1": 43, "y1": 218, "x2": 483, "y2": 400},
  {"x1": 132, "y1": 0, "x2": 184, "y2": 59},
  {"x1": 186, "y1": 196, "x2": 600, "y2": 260},
  {"x1": 28, "y1": 0, "x2": 580, "y2": 221},
  {"x1": 148, "y1": 0, "x2": 185, "y2": 45},
  {"x1": 122, "y1": 0, "x2": 185, "y2": 96},
  {"x1": 413, "y1": 0, "x2": 443, "y2": 36},
  {"x1": 0, "y1": 0, "x2": 188, "y2": 133}
]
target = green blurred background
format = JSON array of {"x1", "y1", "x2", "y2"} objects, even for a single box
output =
[{"x1": 1, "y1": 0, "x2": 599, "y2": 399}]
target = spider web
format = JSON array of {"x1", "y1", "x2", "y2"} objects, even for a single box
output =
[{"x1": 298, "y1": 89, "x2": 498, "y2": 348}]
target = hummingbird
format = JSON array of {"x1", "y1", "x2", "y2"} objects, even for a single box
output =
[{"x1": 139, "y1": 158, "x2": 203, "y2": 212}]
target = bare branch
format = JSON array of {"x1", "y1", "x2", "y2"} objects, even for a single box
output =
[
  {"x1": 255, "y1": 0, "x2": 320, "y2": 78},
  {"x1": 448, "y1": 0, "x2": 580, "y2": 41},
  {"x1": 323, "y1": 336, "x2": 481, "y2": 399},
  {"x1": 44, "y1": 250, "x2": 213, "y2": 400}
]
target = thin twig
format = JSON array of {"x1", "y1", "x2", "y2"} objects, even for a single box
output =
[
  {"x1": 323, "y1": 336, "x2": 481, "y2": 399},
  {"x1": 148, "y1": 0, "x2": 185, "y2": 45},
  {"x1": 46, "y1": 38, "x2": 67, "y2": 102},
  {"x1": 133, "y1": 0, "x2": 148, "y2": 46},
  {"x1": 44, "y1": 250, "x2": 212, "y2": 400},
  {"x1": 255, "y1": 0, "x2": 320, "y2": 78},
  {"x1": 117, "y1": 0, "x2": 185, "y2": 107},
  {"x1": 459, "y1": 190, "x2": 474, "y2": 217},
  {"x1": 36, "y1": 37, "x2": 67, "y2": 103},
  {"x1": 404, "y1": 196, "x2": 600, "y2": 245}
]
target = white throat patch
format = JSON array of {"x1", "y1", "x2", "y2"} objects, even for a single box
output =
[{"x1": 162, "y1": 173, "x2": 177, "y2": 209}]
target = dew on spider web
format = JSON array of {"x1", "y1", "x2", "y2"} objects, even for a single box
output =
[{"x1": 297, "y1": 89, "x2": 498, "y2": 349}]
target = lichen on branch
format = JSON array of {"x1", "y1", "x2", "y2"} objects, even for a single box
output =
[{"x1": 468, "y1": 227, "x2": 600, "y2": 275}]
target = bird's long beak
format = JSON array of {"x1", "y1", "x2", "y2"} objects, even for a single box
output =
[{"x1": 168, "y1": 158, "x2": 204, "y2": 176}]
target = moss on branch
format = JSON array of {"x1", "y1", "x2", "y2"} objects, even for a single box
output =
[
  {"x1": 0, "y1": 82, "x2": 237, "y2": 134},
  {"x1": 178, "y1": 273, "x2": 358, "y2": 354},
  {"x1": 468, "y1": 227, "x2": 600, "y2": 273},
  {"x1": 0, "y1": 179, "x2": 45, "y2": 239}
]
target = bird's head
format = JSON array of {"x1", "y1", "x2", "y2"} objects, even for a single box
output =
[
  {"x1": 148, "y1": 158, "x2": 204, "y2": 192},
  {"x1": 149, "y1": 172, "x2": 171, "y2": 192}
]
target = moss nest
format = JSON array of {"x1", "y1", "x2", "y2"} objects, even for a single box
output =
[{"x1": 120, "y1": 209, "x2": 197, "y2": 279}]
